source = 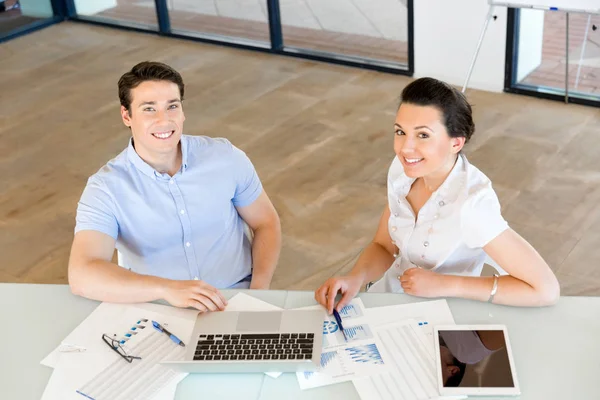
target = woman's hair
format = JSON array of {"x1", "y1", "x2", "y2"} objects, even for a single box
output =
[{"x1": 399, "y1": 77, "x2": 475, "y2": 143}]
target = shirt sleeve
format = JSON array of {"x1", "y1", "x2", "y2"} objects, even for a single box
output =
[
  {"x1": 229, "y1": 143, "x2": 263, "y2": 208},
  {"x1": 74, "y1": 177, "x2": 119, "y2": 239},
  {"x1": 461, "y1": 188, "x2": 509, "y2": 249}
]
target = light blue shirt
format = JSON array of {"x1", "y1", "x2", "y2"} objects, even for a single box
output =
[{"x1": 75, "y1": 135, "x2": 263, "y2": 288}]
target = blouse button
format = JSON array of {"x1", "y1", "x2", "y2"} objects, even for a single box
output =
[
  {"x1": 423, "y1": 241, "x2": 429, "y2": 247},
  {"x1": 397, "y1": 198, "x2": 402, "y2": 203},
  {"x1": 394, "y1": 212, "x2": 399, "y2": 217},
  {"x1": 391, "y1": 226, "x2": 397, "y2": 232},
  {"x1": 438, "y1": 200, "x2": 445, "y2": 207}
]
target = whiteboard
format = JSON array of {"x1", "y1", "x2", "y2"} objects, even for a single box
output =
[{"x1": 489, "y1": 0, "x2": 600, "y2": 14}]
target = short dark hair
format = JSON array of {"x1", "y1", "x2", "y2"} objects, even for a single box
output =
[
  {"x1": 118, "y1": 61, "x2": 185, "y2": 113},
  {"x1": 446, "y1": 356, "x2": 467, "y2": 387},
  {"x1": 399, "y1": 77, "x2": 475, "y2": 143}
]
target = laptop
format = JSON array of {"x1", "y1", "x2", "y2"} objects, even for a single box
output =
[{"x1": 162, "y1": 309, "x2": 324, "y2": 373}]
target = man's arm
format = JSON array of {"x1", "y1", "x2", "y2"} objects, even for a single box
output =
[
  {"x1": 236, "y1": 190, "x2": 281, "y2": 290},
  {"x1": 68, "y1": 230, "x2": 227, "y2": 311}
]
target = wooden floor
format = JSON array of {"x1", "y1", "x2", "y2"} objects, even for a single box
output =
[{"x1": 1, "y1": 22, "x2": 599, "y2": 296}]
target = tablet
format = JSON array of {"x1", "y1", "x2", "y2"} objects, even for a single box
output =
[{"x1": 433, "y1": 325, "x2": 520, "y2": 396}]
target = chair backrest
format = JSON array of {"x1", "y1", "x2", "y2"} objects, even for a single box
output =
[
  {"x1": 243, "y1": 221, "x2": 254, "y2": 244},
  {"x1": 116, "y1": 250, "x2": 130, "y2": 270},
  {"x1": 481, "y1": 254, "x2": 508, "y2": 276}
]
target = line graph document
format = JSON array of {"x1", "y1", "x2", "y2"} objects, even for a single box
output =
[{"x1": 353, "y1": 319, "x2": 465, "y2": 400}]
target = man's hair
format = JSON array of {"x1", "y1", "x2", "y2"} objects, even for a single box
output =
[
  {"x1": 118, "y1": 61, "x2": 185, "y2": 113},
  {"x1": 446, "y1": 356, "x2": 467, "y2": 387}
]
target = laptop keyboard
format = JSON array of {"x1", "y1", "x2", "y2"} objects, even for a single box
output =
[{"x1": 193, "y1": 333, "x2": 314, "y2": 361}]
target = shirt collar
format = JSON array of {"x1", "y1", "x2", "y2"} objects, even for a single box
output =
[
  {"x1": 126, "y1": 135, "x2": 189, "y2": 179},
  {"x1": 393, "y1": 153, "x2": 467, "y2": 206}
]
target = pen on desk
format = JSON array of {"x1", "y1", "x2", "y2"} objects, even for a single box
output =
[
  {"x1": 332, "y1": 309, "x2": 348, "y2": 342},
  {"x1": 152, "y1": 321, "x2": 186, "y2": 347}
]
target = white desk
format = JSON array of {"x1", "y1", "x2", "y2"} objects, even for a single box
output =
[{"x1": 1, "y1": 284, "x2": 599, "y2": 400}]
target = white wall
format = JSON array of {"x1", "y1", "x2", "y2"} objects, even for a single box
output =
[
  {"x1": 413, "y1": 0, "x2": 508, "y2": 92},
  {"x1": 516, "y1": 9, "x2": 545, "y2": 81}
]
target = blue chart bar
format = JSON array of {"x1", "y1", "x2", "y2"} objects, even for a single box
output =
[
  {"x1": 344, "y1": 324, "x2": 373, "y2": 341},
  {"x1": 338, "y1": 304, "x2": 363, "y2": 319},
  {"x1": 345, "y1": 344, "x2": 384, "y2": 365},
  {"x1": 304, "y1": 351, "x2": 338, "y2": 380},
  {"x1": 321, "y1": 351, "x2": 337, "y2": 368}
]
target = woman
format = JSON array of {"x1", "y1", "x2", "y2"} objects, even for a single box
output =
[{"x1": 315, "y1": 78, "x2": 559, "y2": 313}]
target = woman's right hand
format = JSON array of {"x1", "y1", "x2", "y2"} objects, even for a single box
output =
[{"x1": 314, "y1": 275, "x2": 363, "y2": 315}]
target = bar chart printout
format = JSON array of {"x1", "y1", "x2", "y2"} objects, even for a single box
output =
[{"x1": 297, "y1": 299, "x2": 387, "y2": 390}]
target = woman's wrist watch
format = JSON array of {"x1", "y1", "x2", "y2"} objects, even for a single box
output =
[{"x1": 488, "y1": 273, "x2": 499, "y2": 303}]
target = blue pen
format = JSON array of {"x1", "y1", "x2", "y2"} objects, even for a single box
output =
[
  {"x1": 332, "y1": 309, "x2": 348, "y2": 342},
  {"x1": 152, "y1": 321, "x2": 186, "y2": 347}
]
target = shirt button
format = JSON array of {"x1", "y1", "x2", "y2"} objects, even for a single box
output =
[
  {"x1": 170, "y1": 179, "x2": 174, "y2": 185},
  {"x1": 434, "y1": 214, "x2": 439, "y2": 219},
  {"x1": 438, "y1": 200, "x2": 445, "y2": 206},
  {"x1": 423, "y1": 241, "x2": 429, "y2": 247},
  {"x1": 394, "y1": 212, "x2": 399, "y2": 217},
  {"x1": 391, "y1": 226, "x2": 397, "y2": 232},
  {"x1": 185, "y1": 242, "x2": 191, "y2": 247},
  {"x1": 421, "y1": 254, "x2": 426, "y2": 259},
  {"x1": 397, "y1": 198, "x2": 402, "y2": 203},
  {"x1": 180, "y1": 210, "x2": 185, "y2": 215}
]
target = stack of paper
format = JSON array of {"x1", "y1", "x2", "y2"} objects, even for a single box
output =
[
  {"x1": 40, "y1": 302, "x2": 198, "y2": 400},
  {"x1": 296, "y1": 299, "x2": 388, "y2": 389},
  {"x1": 40, "y1": 293, "x2": 285, "y2": 400},
  {"x1": 76, "y1": 325, "x2": 187, "y2": 400},
  {"x1": 295, "y1": 299, "x2": 458, "y2": 400}
]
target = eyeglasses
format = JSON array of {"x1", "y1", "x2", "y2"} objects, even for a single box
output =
[{"x1": 102, "y1": 333, "x2": 142, "y2": 363}]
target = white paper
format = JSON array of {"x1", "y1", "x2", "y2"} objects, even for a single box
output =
[
  {"x1": 296, "y1": 299, "x2": 389, "y2": 390},
  {"x1": 353, "y1": 320, "x2": 465, "y2": 400},
  {"x1": 40, "y1": 303, "x2": 198, "y2": 400},
  {"x1": 76, "y1": 324, "x2": 188, "y2": 400},
  {"x1": 41, "y1": 302, "x2": 198, "y2": 368},
  {"x1": 365, "y1": 300, "x2": 454, "y2": 345}
]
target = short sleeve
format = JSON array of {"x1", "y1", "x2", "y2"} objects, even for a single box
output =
[
  {"x1": 461, "y1": 189, "x2": 509, "y2": 249},
  {"x1": 74, "y1": 177, "x2": 119, "y2": 239},
  {"x1": 230, "y1": 144, "x2": 263, "y2": 207}
]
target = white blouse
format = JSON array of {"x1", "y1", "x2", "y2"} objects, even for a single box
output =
[{"x1": 369, "y1": 154, "x2": 509, "y2": 293}]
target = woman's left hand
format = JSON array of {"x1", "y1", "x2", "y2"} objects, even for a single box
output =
[{"x1": 399, "y1": 267, "x2": 448, "y2": 298}]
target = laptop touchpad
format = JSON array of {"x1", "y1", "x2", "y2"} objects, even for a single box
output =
[{"x1": 236, "y1": 312, "x2": 281, "y2": 332}]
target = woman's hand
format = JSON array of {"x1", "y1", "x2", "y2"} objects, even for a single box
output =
[
  {"x1": 399, "y1": 267, "x2": 449, "y2": 298},
  {"x1": 314, "y1": 275, "x2": 364, "y2": 314}
]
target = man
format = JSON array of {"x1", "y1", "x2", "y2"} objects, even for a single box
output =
[{"x1": 68, "y1": 61, "x2": 281, "y2": 312}]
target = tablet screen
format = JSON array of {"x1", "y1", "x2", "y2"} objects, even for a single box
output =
[{"x1": 437, "y1": 329, "x2": 515, "y2": 388}]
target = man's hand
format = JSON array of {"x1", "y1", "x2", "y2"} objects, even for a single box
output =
[
  {"x1": 399, "y1": 267, "x2": 447, "y2": 298},
  {"x1": 163, "y1": 280, "x2": 228, "y2": 312}
]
